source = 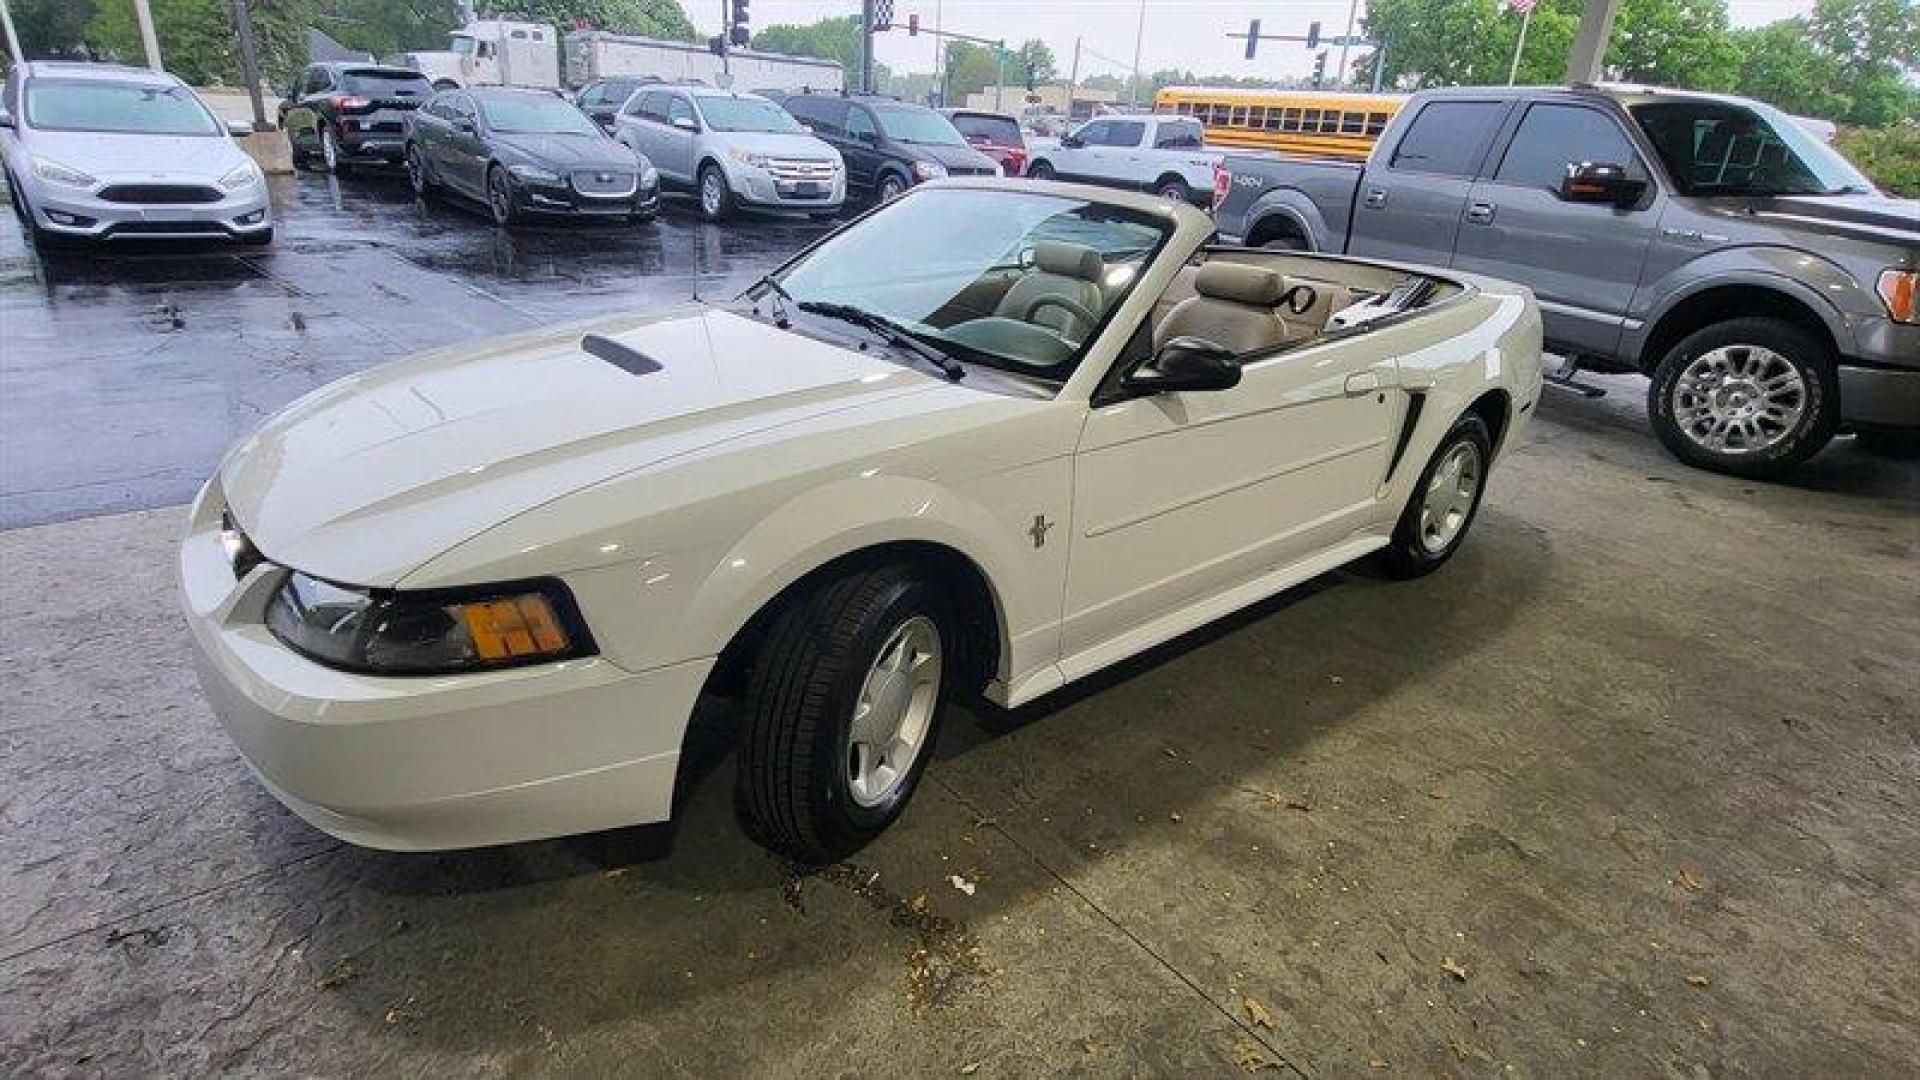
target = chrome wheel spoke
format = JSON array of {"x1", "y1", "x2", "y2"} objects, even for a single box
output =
[
  {"x1": 845, "y1": 615, "x2": 942, "y2": 808},
  {"x1": 1671, "y1": 345, "x2": 1805, "y2": 457}
]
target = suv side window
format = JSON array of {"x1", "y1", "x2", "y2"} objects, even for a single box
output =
[
  {"x1": 846, "y1": 106, "x2": 877, "y2": 143},
  {"x1": 666, "y1": 96, "x2": 696, "y2": 128},
  {"x1": 1076, "y1": 120, "x2": 1110, "y2": 145},
  {"x1": 1389, "y1": 100, "x2": 1506, "y2": 177},
  {"x1": 1154, "y1": 120, "x2": 1202, "y2": 149},
  {"x1": 1494, "y1": 103, "x2": 1641, "y2": 189}
]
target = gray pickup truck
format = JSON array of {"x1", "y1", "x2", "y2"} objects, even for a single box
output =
[{"x1": 1215, "y1": 84, "x2": 1919, "y2": 477}]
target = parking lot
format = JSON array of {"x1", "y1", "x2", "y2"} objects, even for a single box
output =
[{"x1": 3, "y1": 168, "x2": 1917, "y2": 1077}]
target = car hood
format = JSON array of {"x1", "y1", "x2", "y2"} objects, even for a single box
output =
[
  {"x1": 492, "y1": 132, "x2": 639, "y2": 170},
  {"x1": 24, "y1": 129, "x2": 248, "y2": 181},
  {"x1": 1714, "y1": 193, "x2": 1920, "y2": 248},
  {"x1": 220, "y1": 307, "x2": 954, "y2": 586},
  {"x1": 721, "y1": 129, "x2": 840, "y2": 161}
]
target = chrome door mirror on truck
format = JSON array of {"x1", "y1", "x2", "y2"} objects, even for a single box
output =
[{"x1": 1558, "y1": 161, "x2": 1647, "y2": 208}]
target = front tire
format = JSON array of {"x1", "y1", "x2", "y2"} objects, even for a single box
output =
[
  {"x1": 697, "y1": 163, "x2": 735, "y2": 221},
  {"x1": 1647, "y1": 317, "x2": 1836, "y2": 479},
  {"x1": 486, "y1": 165, "x2": 522, "y2": 228},
  {"x1": 1376, "y1": 413, "x2": 1492, "y2": 579},
  {"x1": 736, "y1": 565, "x2": 953, "y2": 863},
  {"x1": 876, "y1": 172, "x2": 908, "y2": 202}
]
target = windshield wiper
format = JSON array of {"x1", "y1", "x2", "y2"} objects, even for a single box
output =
[
  {"x1": 750, "y1": 273, "x2": 793, "y2": 328},
  {"x1": 797, "y1": 301, "x2": 965, "y2": 381}
]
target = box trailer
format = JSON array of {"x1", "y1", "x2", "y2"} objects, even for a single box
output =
[{"x1": 564, "y1": 32, "x2": 843, "y2": 94}]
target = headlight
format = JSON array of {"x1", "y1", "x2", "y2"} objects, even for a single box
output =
[
  {"x1": 1878, "y1": 269, "x2": 1917, "y2": 325},
  {"x1": 32, "y1": 157, "x2": 95, "y2": 187},
  {"x1": 219, "y1": 162, "x2": 262, "y2": 190},
  {"x1": 640, "y1": 165, "x2": 659, "y2": 190},
  {"x1": 728, "y1": 147, "x2": 770, "y2": 169},
  {"x1": 912, "y1": 160, "x2": 947, "y2": 180},
  {"x1": 507, "y1": 163, "x2": 562, "y2": 184},
  {"x1": 265, "y1": 572, "x2": 592, "y2": 675}
]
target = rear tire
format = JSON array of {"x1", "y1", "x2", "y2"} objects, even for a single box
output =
[
  {"x1": 319, "y1": 125, "x2": 348, "y2": 175},
  {"x1": 1155, "y1": 176, "x2": 1192, "y2": 203},
  {"x1": 1647, "y1": 317, "x2": 1836, "y2": 479},
  {"x1": 1025, "y1": 160, "x2": 1054, "y2": 180},
  {"x1": 1375, "y1": 413, "x2": 1493, "y2": 579},
  {"x1": 736, "y1": 565, "x2": 954, "y2": 863}
]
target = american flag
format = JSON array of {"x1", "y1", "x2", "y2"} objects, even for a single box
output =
[{"x1": 1509, "y1": 0, "x2": 1536, "y2": 11}]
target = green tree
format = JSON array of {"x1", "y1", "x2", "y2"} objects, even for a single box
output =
[
  {"x1": 942, "y1": 40, "x2": 1002, "y2": 99},
  {"x1": 86, "y1": 0, "x2": 313, "y2": 87},
  {"x1": 1608, "y1": 0, "x2": 1740, "y2": 88},
  {"x1": 1731, "y1": 20, "x2": 1849, "y2": 119},
  {"x1": 752, "y1": 14, "x2": 864, "y2": 74},
  {"x1": 1360, "y1": 0, "x2": 1740, "y2": 89},
  {"x1": 9, "y1": 0, "x2": 101, "y2": 60},
  {"x1": 1015, "y1": 40, "x2": 1057, "y2": 89},
  {"x1": 317, "y1": 0, "x2": 465, "y2": 59},
  {"x1": 491, "y1": 0, "x2": 695, "y2": 41}
]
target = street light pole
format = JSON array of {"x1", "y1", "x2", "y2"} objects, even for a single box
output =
[
  {"x1": 859, "y1": 0, "x2": 875, "y2": 93},
  {"x1": 1129, "y1": 0, "x2": 1145, "y2": 107},
  {"x1": 1337, "y1": 0, "x2": 1361, "y2": 85},
  {"x1": 228, "y1": 0, "x2": 268, "y2": 129},
  {"x1": 133, "y1": 0, "x2": 164, "y2": 70},
  {"x1": 0, "y1": 0, "x2": 25, "y2": 66}
]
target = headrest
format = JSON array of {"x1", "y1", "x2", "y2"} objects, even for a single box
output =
[
  {"x1": 1194, "y1": 262, "x2": 1286, "y2": 306},
  {"x1": 1034, "y1": 241, "x2": 1103, "y2": 281}
]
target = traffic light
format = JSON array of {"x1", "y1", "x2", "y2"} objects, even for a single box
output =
[
  {"x1": 1025, "y1": 61, "x2": 1037, "y2": 91},
  {"x1": 909, "y1": 13, "x2": 919, "y2": 35},
  {"x1": 730, "y1": 0, "x2": 749, "y2": 46},
  {"x1": 1243, "y1": 19, "x2": 1260, "y2": 60},
  {"x1": 1312, "y1": 50, "x2": 1327, "y2": 87},
  {"x1": 1306, "y1": 21, "x2": 1320, "y2": 50}
]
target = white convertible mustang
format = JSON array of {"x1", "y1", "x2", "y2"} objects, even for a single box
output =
[{"x1": 181, "y1": 179, "x2": 1542, "y2": 861}]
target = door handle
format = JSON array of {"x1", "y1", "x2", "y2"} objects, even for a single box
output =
[
  {"x1": 1464, "y1": 201, "x2": 1496, "y2": 224},
  {"x1": 1345, "y1": 371, "x2": 1381, "y2": 395},
  {"x1": 1362, "y1": 188, "x2": 1387, "y2": 209}
]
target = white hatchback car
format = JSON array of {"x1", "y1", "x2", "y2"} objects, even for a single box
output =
[
  {"x1": 1, "y1": 61, "x2": 271, "y2": 246},
  {"x1": 182, "y1": 179, "x2": 1542, "y2": 861}
]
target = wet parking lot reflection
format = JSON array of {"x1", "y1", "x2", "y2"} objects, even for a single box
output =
[{"x1": 0, "y1": 168, "x2": 839, "y2": 528}]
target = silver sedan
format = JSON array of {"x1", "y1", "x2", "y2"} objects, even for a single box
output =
[{"x1": 0, "y1": 61, "x2": 272, "y2": 246}]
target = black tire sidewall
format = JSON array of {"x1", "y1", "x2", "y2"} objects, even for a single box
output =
[
  {"x1": 1157, "y1": 178, "x2": 1190, "y2": 203},
  {"x1": 487, "y1": 166, "x2": 517, "y2": 227},
  {"x1": 1382, "y1": 413, "x2": 1493, "y2": 578},
  {"x1": 698, "y1": 165, "x2": 732, "y2": 221},
  {"x1": 1027, "y1": 161, "x2": 1053, "y2": 180},
  {"x1": 1647, "y1": 317, "x2": 1837, "y2": 478},
  {"x1": 878, "y1": 173, "x2": 906, "y2": 201}
]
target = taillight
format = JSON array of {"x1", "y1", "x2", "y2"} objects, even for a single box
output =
[
  {"x1": 330, "y1": 95, "x2": 371, "y2": 112},
  {"x1": 1211, "y1": 161, "x2": 1230, "y2": 210}
]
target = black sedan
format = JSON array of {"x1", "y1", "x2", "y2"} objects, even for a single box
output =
[{"x1": 403, "y1": 88, "x2": 660, "y2": 227}]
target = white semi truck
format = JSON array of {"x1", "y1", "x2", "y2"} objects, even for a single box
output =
[{"x1": 393, "y1": 20, "x2": 843, "y2": 95}]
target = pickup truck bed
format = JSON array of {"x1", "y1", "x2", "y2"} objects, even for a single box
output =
[{"x1": 1217, "y1": 154, "x2": 1364, "y2": 251}]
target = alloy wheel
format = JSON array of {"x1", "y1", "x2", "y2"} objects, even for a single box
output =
[
  {"x1": 488, "y1": 171, "x2": 513, "y2": 225},
  {"x1": 846, "y1": 615, "x2": 943, "y2": 809},
  {"x1": 701, "y1": 172, "x2": 723, "y2": 217},
  {"x1": 1670, "y1": 344, "x2": 1807, "y2": 456},
  {"x1": 320, "y1": 128, "x2": 339, "y2": 172},
  {"x1": 1417, "y1": 441, "x2": 1483, "y2": 555},
  {"x1": 405, "y1": 146, "x2": 428, "y2": 195},
  {"x1": 879, "y1": 176, "x2": 906, "y2": 202}
]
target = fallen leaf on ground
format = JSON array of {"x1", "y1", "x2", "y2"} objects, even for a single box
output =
[
  {"x1": 1686, "y1": 973, "x2": 1710, "y2": 987},
  {"x1": 1369, "y1": 1058, "x2": 1390, "y2": 1070},
  {"x1": 1428, "y1": 791, "x2": 1448, "y2": 801},
  {"x1": 1243, "y1": 995, "x2": 1276, "y2": 1030},
  {"x1": 1169, "y1": 812, "x2": 1183, "y2": 823},
  {"x1": 1328, "y1": 675, "x2": 1344, "y2": 685},
  {"x1": 948, "y1": 874, "x2": 977, "y2": 897},
  {"x1": 1441, "y1": 957, "x2": 1469, "y2": 981},
  {"x1": 1231, "y1": 1041, "x2": 1280, "y2": 1072},
  {"x1": 1679, "y1": 866, "x2": 1705, "y2": 891},
  {"x1": 959, "y1": 1063, "x2": 981, "y2": 1075}
]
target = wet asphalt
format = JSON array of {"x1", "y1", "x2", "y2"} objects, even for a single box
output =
[{"x1": 0, "y1": 167, "x2": 838, "y2": 529}]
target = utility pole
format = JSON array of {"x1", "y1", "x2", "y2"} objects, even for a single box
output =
[
  {"x1": 1565, "y1": 0, "x2": 1619, "y2": 83},
  {"x1": 1064, "y1": 36, "x2": 1080, "y2": 123},
  {"x1": 227, "y1": 0, "x2": 268, "y2": 129},
  {"x1": 1128, "y1": 0, "x2": 1146, "y2": 106},
  {"x1": 994, "y1": 40, "x2": 1005, "y2": 112},
  {"x1": 132, "y1": 0, "x2": 164, "y2": 70},
  {"x1": 0, "y1": 0, "x2": 24, "y2": 66},
  {"x1": 1337, "y1": 0, "x2": 1361, "y2": 85}
]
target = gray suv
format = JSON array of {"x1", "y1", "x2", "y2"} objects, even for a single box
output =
[
  {"x1": 614, "y1": 86, "x2": 843, "y2": 221},
  {"x1": 1215, "y1": 85, "x2": 1919, "y2": 476}
]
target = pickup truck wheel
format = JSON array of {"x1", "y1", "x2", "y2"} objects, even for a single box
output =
[
  {"x1": 736, "y1": 565, "x2": 953, "y2": 863},
  {"x1": 1025, "y1": 160, "x2": 1054, "y2": 180},
  {"x1": 1648, "y1": 318, "x2": 1836, "y2": 479},
  {"x1": 698, "y1": 163, "x2": 735, "y2": 221},
  {"x1": 1154, "y1": 176, "x2": 1192, "y2": 203},
  {"x1": 1376, "y1": 414, "x2": 1492, "y2": 579}
]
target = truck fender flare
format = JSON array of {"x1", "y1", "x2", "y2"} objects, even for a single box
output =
[
  {"x1": 1244, "y1": 189, "x2": 1329, "y2": 251},
  {"x1": 1629, "y1": 250, "x2": 1867, "y2": 364}
]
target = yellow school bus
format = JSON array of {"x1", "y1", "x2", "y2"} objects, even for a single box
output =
[{"x1": 1154, "y1": 87, "x2": 1408, "y2": 160}]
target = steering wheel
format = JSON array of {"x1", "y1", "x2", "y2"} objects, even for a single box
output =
[
  {"x1": 1023, "y1": 294, "x2": 1099, "y2": 335},
  {"x1": 1277, "y1": 283, "x2": 1319, "y2": 317}
]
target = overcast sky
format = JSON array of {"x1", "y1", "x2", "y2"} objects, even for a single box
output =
[{"x1": 694, "y1": 0, "x2": 1817, "y2": 82}]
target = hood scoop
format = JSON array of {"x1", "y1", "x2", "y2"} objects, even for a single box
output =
[{"x1": 582, "y1": 333, "x2": 663, "y2": 376}]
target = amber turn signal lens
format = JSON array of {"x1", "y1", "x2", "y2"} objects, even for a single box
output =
[
  {"x1": 461, "y1": 595, "x2": 571, "y2": 661},
  {"x1": 1878, "y1": 270, "x2": 1917, "y2": 325}
]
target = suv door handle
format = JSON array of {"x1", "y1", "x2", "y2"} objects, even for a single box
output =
[
  {"x1": 1464, "y1": 201, "x2": 1496, "y2": 224},
  {"x1": 1362, "y1": 188, "x2": 1387, "y2": 209},
  {"x1": 1344, "y1": 371, "x2": 1381, "y2": 395}
]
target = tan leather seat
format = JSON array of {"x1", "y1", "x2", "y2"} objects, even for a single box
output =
[
  {"x1": 996, "y1": 241, "x2": 1106, "y2": 339},
  {"x1": 1153, "y1": 262, "x2": 1291, "y2": 355}
]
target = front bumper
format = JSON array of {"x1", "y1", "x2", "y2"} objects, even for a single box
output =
[
  {"x1": 1839, "y1": 361, "x2": 1920, "y2": 431},
  {"x1": 24, "y1": 175, "x2": 271, "y2": 240},
  {"x1": 178, "y1": 486, "x2": 709, "y2": 851},
  {"x1": 515, "y1": 178, "x2": 661, "y2": 218},
  {"x1": 731, "y1": 163, "x2": 846, "y2": 210}
]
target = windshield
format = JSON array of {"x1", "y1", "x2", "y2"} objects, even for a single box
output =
[
  {"x1": 950, "y1": 113, "x2": 1022, "y2": 146},
  {"x1": 700, "y1": 96, "x2": 802, "y2": 133},
  {"x1": 773, "y1": 188, "x2": 1172, "y2": 381},
  {"x1": 1630, "y1": 100, "x2": 1875, "y2": 197},
  {"x1": 478, "y1": 94, "x2": 600, "y2": 136},
  {"x1": 25, "y1": 80, "x2": 221, "y2": 136},
  {"x1": 871, "y1": 105, "x2": 966, "y2": 146}
]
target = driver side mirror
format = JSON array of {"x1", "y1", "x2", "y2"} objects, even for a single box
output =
[
  {"x1": 1061, "y1": 133, "x2": 1085, "y2": 149},
  {"x1": 226, "y1": 119, "x2": 254, "y2": 137},
  {"x1": 1123, "y1": 337, "x2": 1242, "y2": 394},
  {"x1": 1559, "y1": 161, "x2": 1646, "y2": 207},
  {"x1": 671, "y1": 115, "x2": 698, "y2": 132}
]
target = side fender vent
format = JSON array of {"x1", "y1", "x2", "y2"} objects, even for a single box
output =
[
  {"x1": 1386, "y1": 392, "x2": 1426, "y2": 479},
  {"x1": 582, "y1": 333, "x2": 662, "y2": 376}
]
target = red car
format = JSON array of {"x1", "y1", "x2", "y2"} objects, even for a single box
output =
[{"x1": 942, "y1": 109, "x2": 1026, "y2": 177}]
